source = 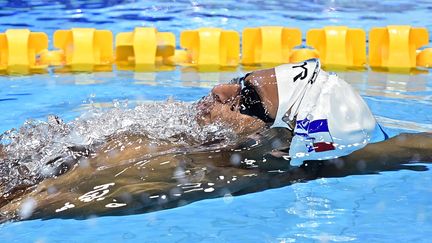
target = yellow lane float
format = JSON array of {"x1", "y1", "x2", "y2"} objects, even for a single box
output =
[
  {"x1": 307, "y1": 26, "x2": 366, "y2": 67},
  {"x1": 0, "y1": 29, "x2": 48, "y2": 73},
  {"x1": 180, "y1": 27, "x2": 239, "y2": 66},
  {"x1": 241, "y1": 26, "x2": 302, "y2": 65},
  {"x1": 289, "y1": 48, "x2": 319, "y2": 63},
  {"x1": 115, "y1": 27, "x2": 175, "y2": 68},
  {"x1": 0, "y1": 25, "x2": 431, "y2": 74},
  {"x1": 417, "y1": 48, "x2": 432, "y2": 68},
  {"x1": 369, "y1": 25, "x2": 429, "y2": 68},
  {"x1": 51, "y1": 28, "x2": 114, "y2": 71}
]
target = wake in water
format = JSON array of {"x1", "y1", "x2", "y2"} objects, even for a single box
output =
[{"x1": 0, "y1": 99, "x2": 236, "y2": 206}]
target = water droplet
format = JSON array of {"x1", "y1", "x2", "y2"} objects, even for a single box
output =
[
  {"x1": 223, "y1": 193, "x2": 233, "y2": 204},
  {"x1": 204, "y1": 187, "x2": 215, "y2": 193},
  {"x1": 230, "y1": 153, "x2": 241, "y2": 166},
  {"x1": 19, "y1": 198, "x2": 37, "y2": 219}
]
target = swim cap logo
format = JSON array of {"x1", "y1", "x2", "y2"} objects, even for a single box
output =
[
  {"x1": 295, "y1": 117, "x2": 335, "y2": 153},
  {"x1": 292, "y1": 62, "x2": 308, "y2": 82}
]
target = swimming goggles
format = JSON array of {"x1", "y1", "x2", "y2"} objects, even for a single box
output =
[{"x1": 230, "y1": 73, "x2": 274, "y2": 123}]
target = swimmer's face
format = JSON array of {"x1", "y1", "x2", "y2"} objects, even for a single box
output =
[
  {"x1": 196, "y1": 69, "x2": 279, "y2": 135},
  {"x1": 196, "y1": 83, "x2": 266, "y2": 135}
]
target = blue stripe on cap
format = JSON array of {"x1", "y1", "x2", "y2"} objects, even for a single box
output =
[{"x1": 308, "y1": 119, "x2": 329, "y2": 133}]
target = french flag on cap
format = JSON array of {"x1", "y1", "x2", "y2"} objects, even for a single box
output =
[{"x1": 295, "y1": 118, "x2": 335, "y2": 153}]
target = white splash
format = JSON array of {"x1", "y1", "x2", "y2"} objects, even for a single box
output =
[{"x1": 0, "y1": 100, "x2": 235, "y2": 197}]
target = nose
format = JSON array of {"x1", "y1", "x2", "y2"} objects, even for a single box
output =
[{"x1": 211, "y1": 84, "x2": 241, "y2": 103}]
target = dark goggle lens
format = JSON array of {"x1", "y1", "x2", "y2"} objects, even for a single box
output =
[{"x1": 239, "y1": 85, "x2": 273, "y2": 123}]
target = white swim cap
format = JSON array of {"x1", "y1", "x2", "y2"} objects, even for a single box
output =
[{"x1": 272, "y1": 59, "x2": 379, "y2": 166}]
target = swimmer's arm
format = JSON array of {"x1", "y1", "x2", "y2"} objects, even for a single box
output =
[
  {"x1": 252, "y1": 132, "x2": 432, "y2": 173},
  {"x1": 318, "y1": 133, "x2": 432, "y2": 176}
]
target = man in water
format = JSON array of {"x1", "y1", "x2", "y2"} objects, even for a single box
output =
[
  {"x1": 197, "y1": 58, "x2": 432, "y2": 169},
  {"x1": 0, "y1": 59, "x2": 431, "y2": 221}
]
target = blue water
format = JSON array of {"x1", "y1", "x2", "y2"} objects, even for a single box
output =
[{"x1": 1, "y1": 0, "x2": 432, "y2": 242}]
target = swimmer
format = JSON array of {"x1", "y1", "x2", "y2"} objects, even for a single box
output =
[
  {"x1": 197, "y1": 58, "x2": 432, "y2": 169},
  {"x1": 0, "y1": 59, "x2": 431, "y2": 221}
]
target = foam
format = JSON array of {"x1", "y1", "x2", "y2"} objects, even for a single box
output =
[{"x1": 0, "y1": 99, "x2": 235, "y2": 195}]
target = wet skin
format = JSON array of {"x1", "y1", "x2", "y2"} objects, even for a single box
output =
[
  {"x1": 0, "y1": 128, "x2": 430, "y2": 222},
  {"x1": 1, "y1": 68, "x2": 432, "y2": 222}
]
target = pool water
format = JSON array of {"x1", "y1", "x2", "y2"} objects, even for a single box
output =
[{"x1": 1, "y1": 0, "x2": 432, "y2": 242}]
